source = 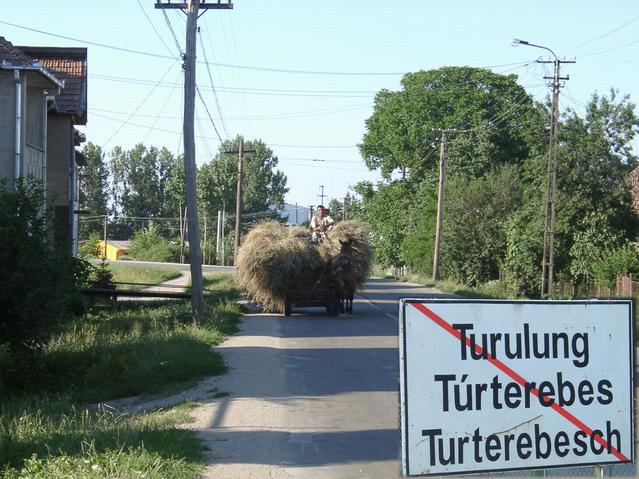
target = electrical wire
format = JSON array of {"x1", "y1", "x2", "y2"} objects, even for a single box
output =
[
  {"x1": 198, "y1": 28, "x2": 229, "y2": 138},
  {"x1": 195, "y1": 85, "x2": 224, "y2": 143},
  {"x1": 136, "y1": 0, "x2": 177, "y2": 58},
  {"x1": 101, "y1": 60, "x2": 179, "y2": 148},
  {"x1": 572, "y1": 14, "x2": 639, "y2": 50},
  {"x1": 142, "y1": 68, "x2": 183, "y2": 144},
  {"x1": 0, "y1": 20, "x2": 536, "y2": 77}
]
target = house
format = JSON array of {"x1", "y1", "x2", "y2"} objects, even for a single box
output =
[
  {"x1": 20, "y1": 45, "x2": 88, "y2": 255},
  {"x1": 0, "y1": 36, "x2": 62, "y2": 191},
  {"x1": 97, "y1": 240, "x2": 130, "y2": 261},
  {"x1": 0, "y1": 37, "x2": 88, "y2": 256}
]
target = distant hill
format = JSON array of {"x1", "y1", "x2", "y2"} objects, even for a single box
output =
[{"x1": 279, "y1": 203, "x2": 309, "y2": 225}]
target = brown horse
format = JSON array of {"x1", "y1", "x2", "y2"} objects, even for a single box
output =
[{"x1": 332, "y1": 239, "x2": 357, "y2": 314}]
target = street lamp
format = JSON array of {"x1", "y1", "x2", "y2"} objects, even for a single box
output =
[{"x1": 512, "y1": 38, "x2": 572, "y2": 298}]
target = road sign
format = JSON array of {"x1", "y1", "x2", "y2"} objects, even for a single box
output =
[{"x1": 399, "y1": 299, "x2": 634, "y2": 476}]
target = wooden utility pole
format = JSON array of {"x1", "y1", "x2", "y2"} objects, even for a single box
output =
[
  {"x1": 234, "y1": 138, "x2": 244, "y2": 264},
  {"x1": 155, "y1": 0, "x2": 233, "y2": 323},
  {"x1": 432, "y1": 130, "x2": 447, "y2": 281}
]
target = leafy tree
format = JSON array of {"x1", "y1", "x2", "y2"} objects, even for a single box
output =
[
  {"x1": 503, "y1": 90, "x2": 639, "y2": 296},
  {"x1": 328, "y1": 198, "x2": 344, "y2": 221},
  {"x1": 360, "y1": 66, "x2": 541, "y2": 181},
  {"x1": 353, "y1": 180, "x2": 419, "y2": 268},
  {"x1": 593, "y1": 244, "x2": 639, "y2": 291},
  {"x1": 198, "y1": 136, "x2": 288, "y2": 217},
  {"x1": 79, "y1": 142, "x2": 109, "y2": 237},
  {"x1": 440, "y1": 165, "x2": 522, "y2": 286}
]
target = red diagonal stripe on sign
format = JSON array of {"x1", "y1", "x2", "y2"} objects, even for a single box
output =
[{"x1": 410, "y1": 302, "x2": 629, "y2": 462}]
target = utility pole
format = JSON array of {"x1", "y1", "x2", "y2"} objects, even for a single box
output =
[
  {"x1": 539, "y1": 56, "x2": 574, "y2": 298},
  {"x1": 343, "y1": 196, "x2": 348, "y2": 221},
  {"x1": 155, "y1": 0, "x2": 233, "y2": 323},
  {"x1": 432, "y1": 130, "x2": 448, "y2": 281},
  {"x1": 234, "y1": 138, "x2": 243, "y2": 264},
  {"x1": 102, "y1": 215, "x2": 107, "y2": 260},
  {"x1": 318, "y1": 185, "x2": 327, "y2": 206},
  {"x1": 223, "y1": 137, "x2": 255, "y2": 264},
  {"x1": 512, "y1": 39, "x2": 574, "y2": 298},
  {"x1": 295, "y1": 202, "x2": 298, "y2": 224},
  {"x1": 431, "y1": 128, "x2": 468, "y2": 281}
]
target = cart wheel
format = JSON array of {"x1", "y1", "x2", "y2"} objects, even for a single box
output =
[
  {"x1": 328, "y1": 297, "x2": 339, "y2": 316},
  {"x1": 284, "y1": 296, "x2": 291, "y2": 316}
]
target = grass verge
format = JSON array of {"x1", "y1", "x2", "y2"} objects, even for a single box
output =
[
  {"x1": 106, "y1": 263, "x2": 182, "y2": 290},
  {"x1": 1, "y1": 274, "x2": 240, "y2": 478}
]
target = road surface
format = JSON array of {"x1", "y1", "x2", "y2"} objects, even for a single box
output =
[{"x1": 186, "y1": 277, "x2": 637, "y2": 479}]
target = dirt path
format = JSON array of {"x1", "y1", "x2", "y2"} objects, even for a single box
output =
[{"x1": 118, "y1": 271, "x2": 191, "y2": 302}]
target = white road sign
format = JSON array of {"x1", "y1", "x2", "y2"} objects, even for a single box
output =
[{"x1": 399, "y1": 299, "x2": 634, "y2": 476}]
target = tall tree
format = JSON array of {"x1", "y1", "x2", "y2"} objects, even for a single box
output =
[
  {"x1": 360, "y1": 66, "x2": 542, "y2": 181},
  {"x1": 78, "y1": 142, "x2": 108, "y2": 236},
  {"x1": 198, "y1": 136, "x2": 288, "y2": 217}
]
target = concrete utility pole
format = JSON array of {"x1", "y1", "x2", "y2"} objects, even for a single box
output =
[
  {"x1": 234, "y1": 138, "x2": 244, "y2": 264},
  {"x1": 432, "y1": 130, "x2": 448, "y2": 282},
  {"x1": 513, "y1": 39, "x2": 574, "y2": 297},
  {"x1": 318, "y1": 185, "x2": 327, "y2": 206},
  {"x1": 223, "y1": 138, "x2": 255, "y2": 264},
  {"x1": 155, "y1": 0, "x2": 233, "y2": 323}
]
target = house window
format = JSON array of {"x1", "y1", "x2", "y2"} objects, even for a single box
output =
[{"x1": 26, "y1": 88, "x2": 44, "y2": 150}]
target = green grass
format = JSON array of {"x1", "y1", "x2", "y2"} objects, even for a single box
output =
[
  {"x1": 106, "y1": 263, "x2": 182, "y2": 290},
  {"x1": 0, "y1": 400, "x2": 204, "y2": 479},
  {"x1": 0, "y1": 276, "x2": 241, "y2": 478}
]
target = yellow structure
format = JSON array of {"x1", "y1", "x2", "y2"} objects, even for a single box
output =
[{"x1": 97, "y1": 240, "x2": 130, "y2": 261}]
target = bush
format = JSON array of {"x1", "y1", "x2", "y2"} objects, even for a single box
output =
[
  {"x1": 129, "y1": 222, "x2": 178, "y2": 262},
  {"x1": 593, "y1": 245, "x2": 639, "y2": 291},
  {"x1": 0, "y1": 180, "x2": 90, "y2": 382},
  {"x1": 79, "y1": 231, "x2": 102, "y2": 258}
]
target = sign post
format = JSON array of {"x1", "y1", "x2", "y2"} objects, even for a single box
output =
[{"x1": 399, "y1": 299, "x2": 634, "y2": 476}]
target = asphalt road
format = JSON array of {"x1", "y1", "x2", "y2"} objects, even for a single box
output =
[{"x1": 189, "y1": 278, "x2": 636, "y2": 478}]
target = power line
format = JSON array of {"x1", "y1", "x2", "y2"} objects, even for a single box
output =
[
  {"x1": 136, "y1": 0, "x2": 176, "y2": 58},
  {"x1": 195, "y1": 85, "x2": 224, "y2": 143},
  {"x1": 101, "y1": 60, "x2": 179, "y2": 148},
  {"x1": 161, "y1": 9, "x2": 185, "y2": 56},
  {"x1": 0, "y1": 19, "x2": 535, "y2": 77},
  {"x1": 198, "y1": 28, "x2": 229, "y2": 138},
  {"x1": 572, "y1": 14, "x2": 639, "y2": 50}
]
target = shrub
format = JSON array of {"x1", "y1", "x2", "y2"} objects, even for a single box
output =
[
  {"x1": 79, "y1": 231, "x2": 102, "y2": 258},
  {"x1": 129, "y1": 222, "x2": 178, "y2": 262},
  {"x1": 592, "y1": 245, "x2": 639, "y2": 291},
  {"x1": 0, "y1": 180, "x2": 90, "y2": 386}
]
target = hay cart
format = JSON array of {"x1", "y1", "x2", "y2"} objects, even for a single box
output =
[{"x1": 282, "y1": 283, "x2": 340, "y2": 316}]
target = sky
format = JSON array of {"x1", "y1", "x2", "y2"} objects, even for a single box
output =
[{"x1": 2, "y1": 1, "x2": 639, "y2": 209}]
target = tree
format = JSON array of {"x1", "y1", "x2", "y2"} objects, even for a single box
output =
[
  {"x1": 503, "y1": 90, "x2": 639, "y2": 296},
  {"x1": 440, "y1": 165, "x2": 522, "y2": 286},
  {"x1": 328, "y1": 198, "x2": 343, "y2": 221},
  {"x1": 198, "y1": 136, "x2": 289, "y2": 217},
  {"x1": 79, "y1": 142, "x2": 108, "y2": 237},
  {"x1": 359, "y1": 66, "x2": 541, "y2": 181}
]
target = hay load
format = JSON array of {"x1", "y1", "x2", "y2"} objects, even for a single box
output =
[{"x1": 235, "y1": 219, "x2": 372, "y2": 312}]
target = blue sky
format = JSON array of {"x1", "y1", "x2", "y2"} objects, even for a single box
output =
[{"x1": 2, "y1": 1, "x2": 639, "y2": 208}]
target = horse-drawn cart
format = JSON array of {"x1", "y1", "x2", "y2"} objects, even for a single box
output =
[{"x1": 283, "y1": 286, "x2": 339, "y2": 316}]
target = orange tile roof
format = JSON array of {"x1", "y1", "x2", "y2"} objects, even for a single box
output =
[{"x1": 19, "y1": 47, "x2": 88, "y2": 125}]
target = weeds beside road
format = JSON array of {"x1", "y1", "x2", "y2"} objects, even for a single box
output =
[{"x1": 0, "y1": 274, "x2": 240, "y2": 479}]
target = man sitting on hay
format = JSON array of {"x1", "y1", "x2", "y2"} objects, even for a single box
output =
[{"x1": 310, "y1": 205, "x2": 335, "y2": 243}]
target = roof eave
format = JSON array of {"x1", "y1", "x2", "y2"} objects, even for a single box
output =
[{"x1": 0, "y1": 59, "x2": 64, "y2": 89}]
